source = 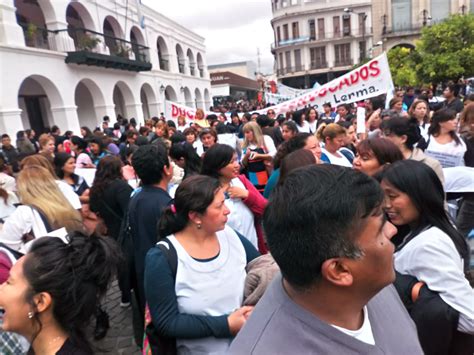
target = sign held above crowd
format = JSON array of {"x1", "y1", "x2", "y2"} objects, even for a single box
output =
[{"x1": 165, "y1": 53, "x2": 394, "y2": 121}]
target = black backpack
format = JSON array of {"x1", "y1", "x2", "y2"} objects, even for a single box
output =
[{"x1": 142, "y1": 238, "x2": 178, "y2": 355}]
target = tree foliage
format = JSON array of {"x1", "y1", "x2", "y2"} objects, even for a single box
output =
[
  {"x1": 387, "y1": 46, "x2": 418, "y2": 87},
  {"x1": 387, "y1": 14, "x2": 474, "y2": 87},
  {"x1": 415, "y1": 14, "x2": 474, "y2": 84}
]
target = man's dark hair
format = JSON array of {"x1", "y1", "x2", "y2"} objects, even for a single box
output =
[
  {"x1": 264, "y1": 165, "x2": 384, "y2": 290},
  {"x1": 131, "y1": 143, "x2": 169, "y2": 185},
  {"x1": 1, "y1": 134, "x2": 9, "y2": 140},
  {"x1": 256, "y1": 115, "x2": 271, "y2": 128}
]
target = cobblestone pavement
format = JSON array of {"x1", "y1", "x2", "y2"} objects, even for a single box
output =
[{"x1": 92, "y1": 280, "x2": 141, "y2": 355}]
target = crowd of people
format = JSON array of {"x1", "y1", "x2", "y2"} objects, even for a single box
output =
[{"x1": 0, "y1": 81, "x2": 473, "y2": 354}]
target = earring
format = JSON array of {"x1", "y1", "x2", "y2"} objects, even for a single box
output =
[
  {"x1": 28, "y1": 311, "x2": 34, "y2": 319},
  {"x1": 197, "y1": 222, "x2": 202, "y2": 229}
]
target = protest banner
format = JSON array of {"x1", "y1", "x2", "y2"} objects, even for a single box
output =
[{"x1": 165, "y1": 53, "x2": 394, "y2": 121}]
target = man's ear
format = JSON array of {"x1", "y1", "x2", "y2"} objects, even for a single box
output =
[{"x1": 321, "y1": 258, "x2": 354, "y2": 287}]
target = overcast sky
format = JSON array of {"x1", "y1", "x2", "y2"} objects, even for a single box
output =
[{"x1": 142, "y1": 0, "x2": 275, "y2": 74}]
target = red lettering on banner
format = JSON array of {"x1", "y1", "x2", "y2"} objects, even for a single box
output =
[
  {"x1": 318, "y1": 88, "x2": 327, "y2": 97},
  {"x1": 360, "y1": 66, "x2": 369, "y2": 80},
  {"x1": 369, "y1": 60, "x2": 381, "y2": 77},
  {"x1": 171, "y1": 104, "x2": 179, "y2": 117},
  {"x1": 338, "y1": 77, "x2": 351, "y2": 90},
  {"x1": 187, "y1": 111, "x2": 195, "y2": 120},
  {"x1": 309, "y1": 94, "x2": 316, "y2": 102},
  {"x1": 329, "y1": 85, "x2": 339, "y2": 93},
  {"x1": 350, "y1": 72, "x2": 359, "y2": 85}
]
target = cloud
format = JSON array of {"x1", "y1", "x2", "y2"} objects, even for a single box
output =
[{"x1": 142, "y1": 0, "x2": 275, "y2": 74}]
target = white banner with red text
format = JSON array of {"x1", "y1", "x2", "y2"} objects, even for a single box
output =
[{"x1": 165, "y1": 53, "x2": 393, "y2": 121}]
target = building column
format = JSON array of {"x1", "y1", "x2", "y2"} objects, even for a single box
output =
[
  {"x1": 45, "y1": 21, "x2": 75, "y2": 52},
  {"x1": 50, "y1": 106, "x2": 81, "y2": 135},
  {"x1": 0, "y1": 109, "x2": 24, "y2": 138},
  {"x1": 125, "y1": 103, "x2": 144, "y2": 126},
  {"x1": 94, "y1": 104, "x2": 116, "y2": 124},
  {"x1": 0, "y1": 0, "x2": 26, "y2": 46}
]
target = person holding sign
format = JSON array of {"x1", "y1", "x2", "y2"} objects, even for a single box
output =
[{"x1": 424, "y1": 109, "x2": 467, "y2": 168}]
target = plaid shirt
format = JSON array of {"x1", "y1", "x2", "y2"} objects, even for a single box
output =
[{"x1": 0, "y1": 331, "x2": 28, "y2": 354}]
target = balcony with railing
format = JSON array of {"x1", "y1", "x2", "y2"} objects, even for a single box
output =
[
  {"x1": 63, "y1": 28, "x2": 152, "y2": 72},
  {"x1": 18, "y1": 22, "x2": 152, "y2": 72},
  {"x1": 271, "y1": 27, "x2": 373, "y2": 52},
  {"x1": 19, "y1": 22, "x2": 55, "y2": 50},
  {"x1": 310, "y1": 61, "x2": 328, "y2": 70},
  {"x1": 334, "y1": 58, "x2": 353, "y2": 67}
]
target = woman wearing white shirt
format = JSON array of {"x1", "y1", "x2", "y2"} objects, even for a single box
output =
[
  {"x1": 202, "y1": 144, "x2": 268, "y2": 253},
  {"x1": 424, "y1": 108, "x2": 467, "y2": 168},
  {"x1": 408, "y1": 99, "x2": 430, "y2": 141},
  {"x1": 0, "y1": 165, "x2": 82, "y2": 252},
  {"x1": 292, "y1": 109, "x2": 311, "y2": 133},
  {"x1": 381, "y1": 160, "x2": 473, "y2": 353}
]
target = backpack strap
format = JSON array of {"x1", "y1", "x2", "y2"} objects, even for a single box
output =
[{"x1": 156, "y1": 238, "x2": 178, "y2": 280}]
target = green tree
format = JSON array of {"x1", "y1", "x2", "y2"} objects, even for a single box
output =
[
  {"x1": 387, "y1": 46, "x2": 418, "y2": 87},
  {"x1": 415, "y1": 14, "x2": 474, "y2": 86}
]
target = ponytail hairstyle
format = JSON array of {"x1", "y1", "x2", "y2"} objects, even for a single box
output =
[
  {"x1": 23, "y1": 231, "x2": 121, "y2": 353},
  {"x1": 158, "y1": 175, "x2": 221, "y2": 238},
  {"x1": 316, "y1": 123, "x2": 346, "y2": 142}
]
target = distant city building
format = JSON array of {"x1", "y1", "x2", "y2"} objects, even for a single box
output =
[
  {"x1": 270, "y1": 0, "x2": 373, "y2": 88},
  {"x1": 372, "y1": 0, "x2": 471, "y2": 56},
  {"x1": 210, "y1": 71, "x2": 260, "y2": 103},
  {"x1": 0, "y1": 0, "x2": 211, "y2": 137},
  {"x1": 208, "y1": 61, "x2": 258, "y2": 79}
]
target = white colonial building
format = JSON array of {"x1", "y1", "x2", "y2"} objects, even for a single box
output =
[
  {"x1": 271, "y1": 0, "x2": 373, "y2": 88},
  {"x1": 0, "y1": 0, "x2": 211, "y2": 137}
]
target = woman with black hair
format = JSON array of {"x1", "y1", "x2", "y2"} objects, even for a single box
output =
[
  {"x1": 305, "y1": 107, "x2": 318, "y2": 134},
  {"x1": 424, "y1": 109, "x2": 468, "y2": 168},
  {"x1": 169, "y1": 142, "x2": 202, "y2": 180},
  {"x1": 292, "y1": 109, "x2": 310, "y2": 133},
  {"x1": 381, "y1": 160, "x2": 473, "y2": 354},
  {"x1": 89, "y1": 155, "x2": 133, "y2": 308},
  {"x1": 88, "y1": 136, "x2": 109, "y2": 166},
  {"x1": 281, "y1": 121, "x2": 298, "y2": 142},
  {"x1": 70, "y1": 136, "x2": 94, "y2": 168},
  {"x1": 382, "y1": 117, "x2": 444, "y2": 183},
  {"x1": 201, "y1": 144, "x2": 267, "y2": 253},
  {"x1": 144, "y1": 175, "x2": 258, "y2": 355},
  {"x1": 0, "y1": 231, "x2": 120, "y2": 354},
  {"x1": 53, "y1": 152, "x2": 89, "y2": 203}
]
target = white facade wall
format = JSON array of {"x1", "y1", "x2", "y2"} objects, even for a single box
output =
[
  {"x1": 0, "y1": 0, "x2": 211, "y2": 137},
  {"x1": 271, "y1": 0, "x2": 373, "y2": 83}
]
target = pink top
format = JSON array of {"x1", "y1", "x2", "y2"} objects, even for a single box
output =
[
  {"x1": 0, "y1": 251, "x2": 13, "y2": 283},
  {"x1": 75, "y1": 152, "x2": 93, "y2": 168}
]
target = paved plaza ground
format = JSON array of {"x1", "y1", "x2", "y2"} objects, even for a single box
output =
[{"x1": 92, "y1": 280, "x2": 140, "y2": 355}]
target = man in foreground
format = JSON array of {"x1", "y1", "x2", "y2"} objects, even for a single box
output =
[{"x1": 229, "y1": 165, "x2": 423, "y2": 354}]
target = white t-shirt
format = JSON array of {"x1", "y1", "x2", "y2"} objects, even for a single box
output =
[
  {"x1": 244, "y1": 135, "x2": 277, "y2": 158},
  {"x1": 225, "y1": 177, "x2": 258, "y2": 248},
  {"x1": 166, "y1": 226, "x2": 247, "y2": 354},
  {"x1": 295, "y1": 120, "x2": 311, "y2": 133},
  {"x1": 395, "y1": 226, "x2": 474, "y2": 334},
  {"x1": 331, "y1": 306, "x2": 375, "y2": 345},
  {"x1": 56, "y1": 180, "x2": 82, "y2": 210},
  {"x1": 425, "y1": 136, "x2": 467, "y2": 168},
  {"x1": 308, "y1": 120, "x2": 317, "y2": 134},
  {"x1": 321, "y1": 148, "x2": 353, "y2": 168}
]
